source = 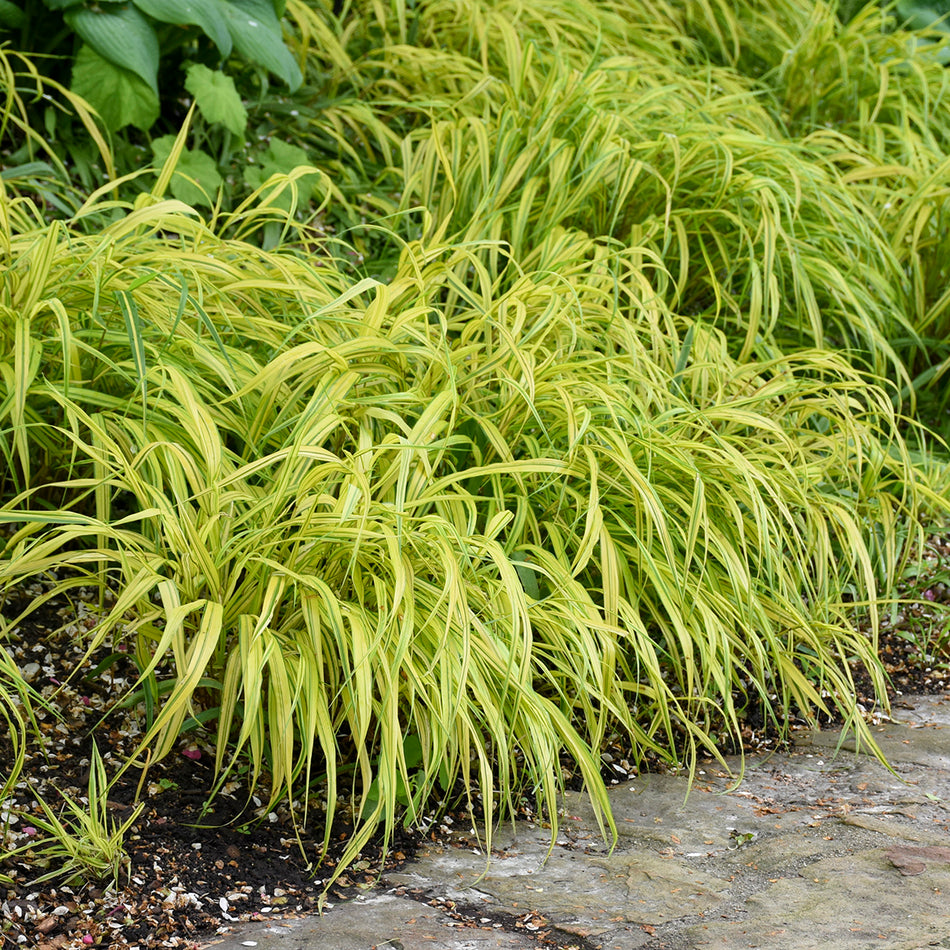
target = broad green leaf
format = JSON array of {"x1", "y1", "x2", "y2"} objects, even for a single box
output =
[
  {"x1": 42, "y1": 0, "x2": 83, "y2": 8},
  {"x1": 222, "y1": 0, "x2": 302, "y2": 90},
  {"x1": 151, "y1": 135, "x2": 223, "y2": 207},
  {"x1": 898, "y1": 0, "x2": 950, "y2": 31},
  {"x1": 897, "y1": 0, "x2": 950, "y2": 24},
  {"x1": 0, "y1": 1, "x2": 24, "y2": 28},
  {"x1": 259, "y1": 138, "x2": 309, "y2": 171},
  {"x1": 65, "y1": 4, "x2": 160, "y2": 94},
  {"x1": 403, "y1": 734, "x2": 423, "y2": 770},
  {"x1": 132, "y1": 0, "x2": 232, "y2": 56},
  {"x1": 243, "y1": 139, "x2": 317, "y2": 212},
  {"x1": 896, "y1": 1, "x2": 950, "y2": 61},
  {"x1": 71, "y1": 44, "x2": 159, "y2": 132},
  {"x1": 184, "y1": 63, "x2": 247, "y2": 137}
]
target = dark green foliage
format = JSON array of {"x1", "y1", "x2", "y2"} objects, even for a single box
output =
[{"x1": 0, "y1": 0, "x2": 300, "y2": 133}]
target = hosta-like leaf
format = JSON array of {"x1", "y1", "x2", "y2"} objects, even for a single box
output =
[
  {"x1": 222, "y1": 0, "x2": 302, "y2": 90},
  {"x1": 184, "y1": 63, "x2": 247, "y2": 137},
  {"x1": 65, "y1": 3, "x2": 160, "y2": 94},
  {"x1": 0, "y1": 1, "x2": 24, "y2": 28},
  {"x1": 151, "y1": 136, "x2": 224, "y2": 207},
  {"x1": 70, "y1": 44, "x2": 159, "y2": 132},
  {"x1": 898, "y1": 0, "x2": 950, "y2": 30},
  {"x1": 132, "y1": 0, "x2": 232, "y2": 57}
]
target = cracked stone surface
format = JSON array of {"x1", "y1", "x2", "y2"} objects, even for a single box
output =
[{"x1": 203, "y1": 694, "x2": 950, "y2": 950}]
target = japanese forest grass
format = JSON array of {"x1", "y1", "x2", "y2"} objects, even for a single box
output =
[
  {"x1": 2, "y1": 0, "x2": 950, "y2": 883},
  {"x1": 289, "y1": 0, "x2": 950, "y2": 408},
  {"x1": 0, "y1": 177, "x2": 939, "y2": 878}
]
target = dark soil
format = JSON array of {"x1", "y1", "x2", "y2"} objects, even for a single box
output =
[
  {"x1": 1, "y1": 527, "x2": 949, "y2": 950},
  {"x1": 0, "y1": 586, "x2": 428, "y2": 950}
]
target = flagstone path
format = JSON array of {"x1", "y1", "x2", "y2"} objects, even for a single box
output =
[{"x1": 203, "y1": 694, "x2": 950, "y2": 950}]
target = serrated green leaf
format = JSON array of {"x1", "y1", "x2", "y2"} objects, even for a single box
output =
[
  {"x1": 65, "y1": 3, "x2": 160, "y2": 94},
  {"x1": 0, "y1": 1, "x2": 24, "y2": 28},
  {"x1": 184, "y1": 63, "x2": 247, "y2": 137},
  {"x1": 70, "y1": 44, "x2": 159, "y2": 132},
  {"x1": 151, "y1": 135, "x2": 223, "y2": 207},
  {"x1": 222, "y1": 0, "x2": 302, "y2": 90},
  {"x1": 132, "y1": 0, "x2": 232, "y2": 56}
]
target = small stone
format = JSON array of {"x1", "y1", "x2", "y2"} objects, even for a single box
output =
[{"x1": 887, "y1": 845, "x2": 950, "y2": 876}]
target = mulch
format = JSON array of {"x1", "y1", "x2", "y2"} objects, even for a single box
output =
[{"x1": 1, "y1": 527, "x2": 948, "y2": 950}]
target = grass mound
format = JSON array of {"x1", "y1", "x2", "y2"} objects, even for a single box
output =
[{"x1": 1, "y1": 0, "x2": 949, "y2": 890}]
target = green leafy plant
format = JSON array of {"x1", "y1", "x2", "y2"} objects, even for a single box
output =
[
  {"x1": 896, "y1": 0, "x2": 950, "y2": 62},
  {"x1": 0, "y1": 179, "x2": 942, "y2": 884},
  {"x1": 149, "y1": 94, "x2": 320, "y2": 216},
  {"x1": 0, "y1": 0, "x2": 301, "y2": 133},
  {"x1": 0, "y1": 1, "x2": 311, "y2": 222}
]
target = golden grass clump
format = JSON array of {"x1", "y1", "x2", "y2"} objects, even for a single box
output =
[
  {"x1": 1, "y1": 0, "x2": 950, "y2": 886},
  {"x1": 0, "y1": 187, "x2": 937, "y2": 877}
]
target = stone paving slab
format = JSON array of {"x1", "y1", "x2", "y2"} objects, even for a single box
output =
[
  {"x1": 203, "y1": 694, "x2": 950, "y2": 950},
  {"x1": 688, "y1": 849, "x2": 950, "y2": 950},
  {"x1": 201, "y1": 893, "x2": 540, "y2": 950}
]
